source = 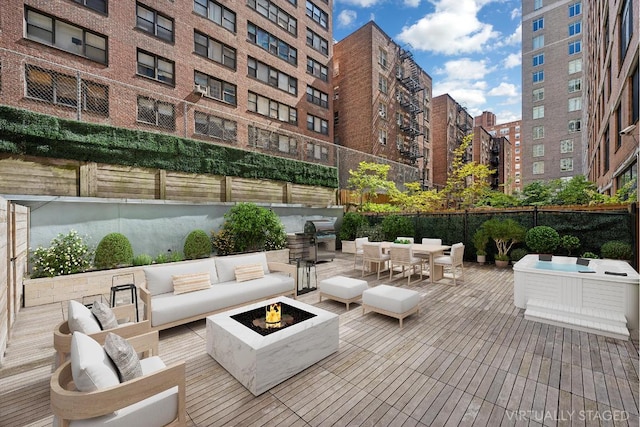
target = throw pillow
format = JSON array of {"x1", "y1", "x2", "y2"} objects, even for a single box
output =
[
  {"x1": 172, "y1": 272, "x2": 211, "y2": 295},
  {"x1": 104, "y1": 332, "x2": 143, "y2": 382},
  {"x1": 70, "y1": 332, "x2": 120, "y2": 392},
  {"x1": 91, "y1": 300, "x2": 119, "y2": 330},
  {"x1": 67, "y1": 300, "x2": 101, "y2": 334},
  {"x1": 234, "y1": 263, "x2": 265, "y2": 282}
]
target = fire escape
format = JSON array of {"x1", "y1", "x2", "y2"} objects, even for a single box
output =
[
  {"x1": 489, "y1": 137, "x2": 501, "y2": 189},
  {"x1": 396, "y1": 46, "x2": 424, "y2": 165}
]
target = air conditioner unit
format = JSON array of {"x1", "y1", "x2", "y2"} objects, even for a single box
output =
[{"x1": 194, "y1": 84, "x2": 207, "y2": 95}]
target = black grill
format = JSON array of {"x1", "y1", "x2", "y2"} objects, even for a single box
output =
[{"x1": 299, "y1": 220, "x2": 336, "y2": 263}]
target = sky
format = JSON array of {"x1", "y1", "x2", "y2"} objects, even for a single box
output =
[{"x1": 332, "y1": 0, "x2": 523, "y2": 125}]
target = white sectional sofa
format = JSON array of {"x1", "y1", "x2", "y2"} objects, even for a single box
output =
[{"x1": 139, "y1": 252, "x2": 296, "y2": 331}]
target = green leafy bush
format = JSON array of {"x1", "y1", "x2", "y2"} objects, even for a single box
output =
[
  {"x1": 354, "y1": 223, "x2": 384, "y2": 242},
  {"x1": 132, "y1": 254, "x2": 153, "y2": 266},
  {"x1": 154, "y1": 253, "x2": 170, "y2": 264},
  {"x1": 183, "y1": 229, "x2": 212, "y2": 260},
  {"x1": 480, "y1": 219, "x2": 526, "y2": 260},
  {"x1": 472, "y1": 228, "x2": 490, "y2": 256},
  {"x1": 379, "y1": 215, "x2": 414, "y2": 242},
  {"x1": 29, "y1": 230, "x2": 93, "y2": 278},
  {"x1": 600, "y1": 241, "x2": 633, "y2": 260},
  {"x1": 338, "y1": 212, "x2": 369, "y2": 241},
  {"x1": 525, "y1": 226, "x2": 560, "y2": 254},
  {"x1": 94, "y1": 233, "x2": 134, "y2": 269},
  {"x1": 560, "y1": 235, "x2": 580, "y2": 256},
  {"x1": 510, "y1": 248, "x2": 528, "y2": 262},
  {"x1": 581, "y1": 251, "x2": 599, "y2": 259}
]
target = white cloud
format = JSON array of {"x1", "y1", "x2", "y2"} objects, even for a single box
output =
[
  {"x1": 334, "y1": 0, "x2": 381, "y2": 6},
  {"x1": 488, "y1": 82, "x2": 518, "y2": 97},
  {"x1": 433, "y1": 80, "x2": 487, "y2": 112},
  {"x1": 404, "y1": 0, "x2": 421, "y2": 6},
  {"x1": 510, "y1": 7, "x2": 521, "y2": 20},
  {"x1": 502, "y1": 23, "x2": 522, "y2": 46},
  {"x1": 435, "y1": 58, "x2": 493, "y2": 80},
  {"x1": 503, "y1": 52, "x2": 521, "y2": 68},
  {"x1": 496, "y1": 110, "x2": 522, "y2": 124},
  {"x1": 337, "y1": 10, "x2": 358, "y2": 28},
  {"x1": 396, "y1": 0, "x2": 500, "y2": 55}
]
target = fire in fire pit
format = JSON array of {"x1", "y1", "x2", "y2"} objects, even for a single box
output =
[{"x1": 230, "y1": 302, "x2": 316, "y2": 336}]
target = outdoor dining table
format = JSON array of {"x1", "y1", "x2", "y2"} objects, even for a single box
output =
[{"x1": 381, "y1": 242, "x2": 451, "y2": 284}]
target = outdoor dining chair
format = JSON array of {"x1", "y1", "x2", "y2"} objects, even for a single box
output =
[
  {"x1": 362, "y1": 242, "x2": 390, "y2": 279},
  {"x1": 432, "y1": 242, "x2": 465, "y2": 285},
  {"x1": 388, "y1": 243, "x2": 424, "y2": 285}
]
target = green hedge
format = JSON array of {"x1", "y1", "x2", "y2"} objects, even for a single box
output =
[{"x1": 0, "y1": 106, "x2": 338, "y2": 188}]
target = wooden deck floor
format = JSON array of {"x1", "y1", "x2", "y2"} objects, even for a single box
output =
[{"x1": 1, "y1": 253, "x2": 638, "y2": 426}]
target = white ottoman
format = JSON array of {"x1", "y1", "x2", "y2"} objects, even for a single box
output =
[
  {"x1": 319, "y1": 276, "x2": 369, "y2": 310},
  {"x1": 362, "y1": 285, "x2": 420, "y2": 328}
]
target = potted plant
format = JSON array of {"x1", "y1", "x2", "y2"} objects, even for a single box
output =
[
  {"x1": 525, "y1": 226, "x2": 560, "y2": 255},
  {"x1": 600, "y1": 240, "x2": 633, "y2": 261},
  {"x1": 560, "y1": 234, "x2": 580, "y2": 256},
  {"x1": 338, "y1": 212, "x2": 369, "y2": 253},
  {"x1": 472, "y1": 228, "x2": 489, "y2": 264},
  {"x1": 480, "y1": 219, "x2": 526, "y2": 268},
  {"x1": 510, "y1": 248, "x2": 528, "y2": 264}
]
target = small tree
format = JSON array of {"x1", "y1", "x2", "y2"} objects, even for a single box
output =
[
  {"x1": 347, "y1": 162, "x2": 397, "y2": 211},
  {"x1": 480, "y1": 219, "x2": 526, "y2": 261},
  {"x1": 560, "y1": 234, "x2": 580, "y2": 256}
]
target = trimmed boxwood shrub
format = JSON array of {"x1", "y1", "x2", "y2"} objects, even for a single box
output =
[
  {"x1": 183, "y1": 229, "x2": 212, "y2": 260},
  {"x1": 94, "y1": 233, "x2": 134, "y2": 269},
  {"x1": 600, "y1": 240, "x2": 633, "y2": 260},
  {"x1": 379, "y1": 215, "x2": 414, "y2": 242},
  {"x1": 525, "y1": 226, "x2": 560, "y2": 254}
]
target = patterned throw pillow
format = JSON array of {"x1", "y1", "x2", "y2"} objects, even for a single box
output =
[
  {"x1": 91, "y1": 300, "x2": 119, "y2": 330},
  {"x1": 234, "y1": 263, "x2": 265, "y2": 282},
  {"x1": 172, "y1": 272, "x2": 211, "y2": 295},
  {"x1": 104, "y1": 332, "x2": 142, "y2": 382}
]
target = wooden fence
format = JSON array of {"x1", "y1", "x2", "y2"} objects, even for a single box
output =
[{"x1": 0, "y1": 197, "x2": 29, "y2": 366}]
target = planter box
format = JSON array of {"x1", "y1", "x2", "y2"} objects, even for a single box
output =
[{"x1": 23, "y1": 249, "x2": 290, "y2": 307}]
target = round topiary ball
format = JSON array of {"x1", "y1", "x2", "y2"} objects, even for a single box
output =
[
  {"x1": 600, "y1": 240, "x2": 633, "y2": 260},
  {"x1": 94, "y1": 232, "x2": 134, "y2": 269},
  {"x1": 525, "y1": 226, "x2": 560, "y2": 254},
  {"x1": 184, "y1": 229, "x2": 212, "y2": 260}
]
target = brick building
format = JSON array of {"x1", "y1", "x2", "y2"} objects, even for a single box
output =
[
  {"x1": 476, "y1": 112, "x2": 522, "y2": 193},
  {"x1": 472, "y1": 126, "x2": 512, "y2": 194}
]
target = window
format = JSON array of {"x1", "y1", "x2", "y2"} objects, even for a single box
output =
[
  {"x1": 306, "y1": 28, "x2": 328, "y2": 55},
  {"x1": 533, "y1": 70, "x2": 544, "y2": 83},
  {"x1": 603, "y1": 126, "x2": 610, "y2": 172},
  {"x1": 248, "y1": 23, "x2": 297, "y2": 65},
  {"x1": 137, "y1": 96, "x2": 174, "y2": 130},
  {"x1": 379, "y1": 48, "x2": 388, "y2": 69},
  {"x1": 137, "y1": 49, "x2": 174, "y2": 85},
  {"x1": 307, "y1": 113, "x2": 328, "y2": 135},
  {"x1": 568, "y1": 2, "x2": 581, "y2": 17},
  {"x1": 378, "y1": 103, "x2": 387, "y2": 119},
  {"x1": 25, "y1": 8, "x2": 107, "y2": 64},
  {"x1": 533, "y1": 161, "x2": 545, "y2": 175},
  {"x1": 632, "y1": 64, "x2": 639, "y2": 124},
  {"x1": 378, "y1": 129, "x2": 387, "y2": 145},
  {"x1": 534, "y1": 0, "x2": 543, "y2": 9},
  {"x1": 617, "y1": 163, "x2": 637, "y2": 194},
  {"x1": 568, "y1": 58, "x2": 582, "y2": 74},
  {"x1": 533, "y1": 88, "x2": 545, "y2": 101},
  {"x1": 568, "y1": 40, "x2": 581, "y2": 54},
  {"x1": 560, "y1": 139, "x2": 574, "y2": 153},
  {"x1": 194, "y1": 31, "x2": 236, "y2": 69},
  {"x1": 533, "y1": 18, "x2": 544, "y2": 31},
  {"x1": 194, "y1": 111, "x2": 237, "y2": 142},
  {"x1": 568, "y1": 97, "x2": 581, "y2": 111},
  {"x1": 568, "y1": 78, "x2": 581, "y2": 93},
  {"x1": 533, "y1": 125, "x2": 544, "y2": 139},
  {"x1": 560, "y1": 158, "x2": 573, "y2": 171},
  {"x1": 620, "y1": 0, "x2": 633, "y2": 60},
  {"x1": 193, "y1": 0, "x2": 236, "y2": 32},
  {"x1": 568, "y1": 119, "x2": 581, "y2": 132},
  {"x1": 248, "y1": 91, "x2": 297, "y2": 125},
  {"x1": 136, "y1": 3, "x2": 174, "y2": 42},
  {"x1": 533, "y1": 53, "x2": 544, "y2": 66},
  {"x1": 533, "y1": 35, "x2": 544, "y2": 49},
  {"x1": 306, "y1": 142, "x2": 328, "y2": 161},
  {"x1": 533, "y1": 106, "x2": 544, "y2": 119},
  {"x1": 616, "y1": 105, "x2": 623, "y2": 149},
  {"x1": 25, "y1": 64, "x2": 109, "y2": 116},
  {"x1": 533, "y1": 144, "x2": 545, "y2": 157},
  {"x1": 378, "y1": 75, "x2": 388, "y2": 94},
  {"x1": 248, "y1": 57, "x2": 297, "y2": 95},
  {"x1": 306, "y1": 85, "x2": 328, "y2": 108},
  {"x1": 74, "y1": 0, "x2": 106, "y2": 13},
  {"x1": 248, "y1": 0, "x2": 297, "y2": 36},
  {"x1": 307, "y1": 57, "x2": 327, "y2": 81},
  {"x1": 194, "y1": 71, "x2": 236, "y2": 105},
  {"x1": 248, "y1": 125, "x2": 298, "y2": 154},
  {"x1": 306, "y1": 1, "x2": 328, "y2": 29},
  {"x1": 568, "y1": 21, "x2": 581, "y2": 36},
  {"x1": 515, "y1": 148, "x2": 521, "y2": 154}
]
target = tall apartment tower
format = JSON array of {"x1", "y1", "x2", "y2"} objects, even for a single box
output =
[
  {"x1": 333, "y1": 22, "x2": 433, "y2": 188},
  {"x1": 0, "y1": 0, "x2": 334, "y2": 165},
  {"x1": 584, "y1": 0, "x2": 638, "y2": 195},
  {"x1": 522, "y1": 0, "x2": 585, "y2": 184}
]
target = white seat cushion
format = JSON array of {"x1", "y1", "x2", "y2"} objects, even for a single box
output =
[
  {"x1": 68, "y1": 300, "x2": 101, "y2": 334},
  {"x1": 144, "y1": 258, "x2": 219, "y2": 296},
  {"x1": 433, "y1": 255, "x2": 453, "y2": 265},
  {"x1": 362, "y1": 285, "x2": 420, "y2": 314},
  {"x1": 319, "y1": 276, "x2": 368, "y2": 300},
  {"x1": 214, "y1": 253, "x2": 269, "y2": 283},
  {"x1": 70, "y1": 332, "x2": 120, "y2": 392}
]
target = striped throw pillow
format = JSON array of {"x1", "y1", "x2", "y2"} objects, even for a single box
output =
[
  {"x1": 172, "y1": 272, "x2": 211, "y2": 295},
  {"x1": 234, "y1": 263, "x2": 265, "y2": 282}
]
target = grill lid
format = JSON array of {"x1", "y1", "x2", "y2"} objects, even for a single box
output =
[{"x1": 304, "y1": 220, "x2": 335, "y2": 235}]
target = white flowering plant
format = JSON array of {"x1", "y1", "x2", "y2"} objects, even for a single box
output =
[{"x1": 29, "y1": 230, "x2": 94, "y2": 278}]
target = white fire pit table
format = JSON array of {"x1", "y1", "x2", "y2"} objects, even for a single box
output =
[{"x1": 206, "y1": 296, "x2": 339, "y2": 396}]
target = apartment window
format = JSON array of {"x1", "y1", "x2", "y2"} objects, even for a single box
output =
[
  {"x1": 25, "y1": 64, "x2": 109, "y2": 116},
  {"x1": 248, "y1": 57, "x2": 297, "y2": 95},
  {"x1": 533, "y1": 106, "x2": 544, "y2": 119},
  {"x1": 620, "y1": 0, "x2": 632, "y2": 60},
  {"x1": 534, "y1": 0, "x2": 543, "y2": 9},
  {"x1": 306, "y1": 1, "x2": 328, "y2": 29},
  {"x1": 334, "y1": 111, "x2": 339, "y2": 127},
  {"x1": 194, "y1": 71, "x2": 236, "y2": 105},
  {"x1": 533, "y1": 88, "x2": 544, "y2": 101},
  {"x1": 533, "y1": 18, "x2": 544, "y2": 31},
  {"x1": 248, "y1": 23, "x2": 297, "y2": 65},
  {"x1": 533, "y1": 126, "x2": 544, "y2": 139},
  {"x1": 604, "y1": 126, "x2": 610, "y2": 172},
  {"x1": 378, "y1": 129, "x2": 387, "y2": 145},
  {"x1": 395, "y1": 112, "x2": 403, "y2": 126},
  {"x1": 396, "y1": 135, "x2": 403, "y2": 148},
  {"x1": 632, "y1": 64, "x2": 639, "y2": 123},
  {"x1": 378, "y1": 103, "x2": 387, "y2": 119},
  {"x1": 568, "y1": 97, "x2": 581, "y2": 111},
  {"x1": 568, "y1": 119, "x2": 581, "y2": 132},
  {"x1": 137, "y1": 49, "x2": 174, "y2": 85},
  {"x1": 533, "y1": 70, "x2": 544, "y2": 83},
  {"x1": 378, "y1": 75, "x2": 388, "y2": 94},
  {"x1": 568, "y1": 78, "x2": 581, "y2": 93},
  {"x1": 533, "y1": 144, "x2": 544, "y2": 157},
  {"x1": 73, "y1": 0, "x2": 107, "y2": 13},
  {"x1": 306, "y1": 28, "x2": 328, "y2": 55},
  {"x1": 560, "y1": 158, "x2": 573, "y2": 172},
  {"x1": 307, "y1": 57, "x2": 327, "y2": 81},
  {"x1": 307, "y1": 113, "x2": 328, "y2": 135},
  {"x1": 568, "y1": 40, "x2": 581, "y2": 55},
  {"x1": 194, "y1": 31, "x2": 236, "y2": 69},
  {"x1": 500, "y1": 128, "x2": 509, "y2": 135},
  {"x1": 137, "y1": 96, "x2": 174, "y2": 130},
  {"x1": 306, "y1": 85, "x2": 328, "y2": 108},
  {"x1": 194, "y1": 111, "x2": 237, "y2": 142},
  {"x1": 193, "y1": 0, "x2": 236, "y2": 32},
  {"x1": 617, "y1": 163, "x2": 638, "y2": 192},
  {"x1": 306, "y1": 142, "x2": 328, "y2": 161},
  {"x1": 379, "y1": 48, "x2": 388, "y2": 69},
  {"x1": 515, "y1": 148, "x2": 521, "y2": 154},
  {"x1": 515, "y1": 133, "x2": 520, "y2": 139},
  {"x1": 25, "y1": 8, "x2": 107, "y2": 64},
  {"x1": 248, "y1": 125, "x2": 298, "y2": 154},
  {"x1": 136, "y1": 3, "x2": 174, "y2": 42},
  {"x1": 560, "y1": 139, "x2": 574, "y2": 153},
  {"x1": 568, "y1": 21, "x2": 581, "y2": 36},
  {"x1": 248, "y1": 0, "x2": 297, "y2": 36},
  {"x1": 568, "y1": 58, "x2": 582, "y2": 74},
  {"x1": 248, "y1": 91, "x2": 297, "y2": 124},
  {"x1": 533, "y1": 35, "x2": 544, "y2": 49},
  {"x1": 568, "y1": 2, "x2": 581, "y2": 17},
  {"x1": 616, "y1": 104, "x2": 623, "y2": 149},
  {"x1": 533, "y1": 53, "x2": 544, "y2": 66},
  {"x1": 533, "y1": 161, "x2": 545, "y2": 174}
]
